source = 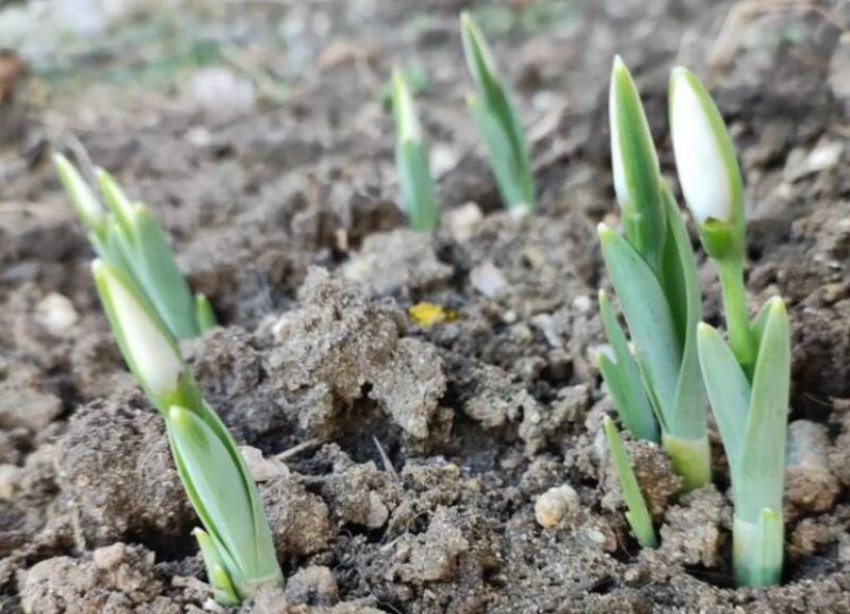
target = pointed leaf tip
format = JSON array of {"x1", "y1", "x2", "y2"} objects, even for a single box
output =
[
  {"x1": 597, "y1": 223, "x2": 614, "y2": 240},
  {"x1": 169, "y1": 405, "x2": 190, "y2": 425},
  {"x1": 767, "y1": 296, "x2": 786, "y2": 318},
  {"x1": 612, "y1": 54, "x2": 624, "y2": 70},
  {"x1": 697, "y1": 322, "x2": 713, "y2": 336}
]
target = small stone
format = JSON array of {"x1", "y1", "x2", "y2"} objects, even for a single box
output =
[
  {"x1": 523, "y1": 246, "x2": 546, "y2": 269},
  {"x1": 93, "y1": 543, "x2": 126, "y2": 570},
  {"x1": 784, "y1": 139, "x2": 843, "y2": 182},
  {"x1": 0, "y1": 386, "x2": 62, "y2": 431},
  {"x1": 470, "y1": 260, "x2": 508, "y2": 299},
  {"x1": 447, "y1": 202, "x2": 483, "y2": 242},
  {"x1": 530, "y1": 314, "x2": 563, "y2": 348},
  {"x1": 284, "y1": 565, "x2": 339, "y2": 606},
  {"x1": 366, "y1": 491, "x2": 390, "y2": 529},
  {"x1": 430, "y1": 143, "x2": 460, "y2": 178},
  {"x1": 240, "y1": 446, "x2": 290, "y2": 482},
  {"x1": 535, "y1": 484, "x2": 579, "y2": 528},
  {"x1": 188, "y1": 67, "x2": 256, "y2": 113},
  {"x1": 509, "y1": 323, "x2": 534, "y2": 344},
  {"x1": 34, "y1": 293, "x2": 78, "y2": 337},
  {"x1": 0, "y1": 464, "x2": 23, "y2": 499},
  {"x1": 572, "y1": 295, "x2": 592, "y2": 313},
  {"x1": 785, "y1": 420, "x2": 840, "y2": 512}
]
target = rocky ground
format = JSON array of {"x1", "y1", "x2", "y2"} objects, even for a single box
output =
[{"x1": 2, "y1": 0, "x2": 850, "y2": 612}]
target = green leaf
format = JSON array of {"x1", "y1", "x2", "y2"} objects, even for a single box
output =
[
  {"x1": 166, "y1": 406, "x2": 266, "y2": 587},
  {"x1": 732, "y1": 508, "x2": 784, "y2": 586},
  {"x1": 696, "y1": 322, "x2": 750, "y2": 475},
  {"x1": 602, "y1": 416, "x2": 657, "y2": 548},
  {"x1": 460, "y1": 11, "x2": 500, "y2": 93},
  {"x1": 598, "y1": 290, "x2": 658, "y2": 442},
  {"x1": 749, "y1": 299, "x2": 773, "y2": 355},
  {"x1": 396, "y1": 140, "x2": 439, "y2": 231},
  {"x1": 608, "y1": 56, "x2": 664, "y2": 270},
  {"x1": 392, "y1": 68, "x2": 423, "y2": 145},
  {"x1": 598, "y1": 225, "x2": 681, "y2": 426},
  {"x1": 52, "y1": 153, "x2": 105, "y2": 230},
  {"x1": 194, "y1": 528, "x2": 240, "y2": 606},
  {"x1": 468, "y1": 96, "x2": 533, "y2": 212},
  {"x1": 124, "y1": 205, "x2": 200, "y2": 339},
  {"x1": 195, "y1": 293, "x2": 218, "y2": 332},
  {"x1": 461, "y1": 12, "x2": 534, "y2": 213},
  {"x1": 662, "y1": 188, "x2": 706, "y2": 440},
  {"x1": 97, "y1": 168, "x2": 135, "y2": 235},
  {"x1": 737, "y1": 298, "x2": 789, "y2": 523}
]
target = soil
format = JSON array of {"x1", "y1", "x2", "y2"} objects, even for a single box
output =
[{"x1": 2, "y1": 0, "x2": 850, "y2": 612}]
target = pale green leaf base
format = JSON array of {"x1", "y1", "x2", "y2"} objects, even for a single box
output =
[
  {"x1": 661, "y1": 433, "x2": 711, "y2": 492},
  {"x1": 733, "y1": 511, "x2": 783, "y2": 586}
]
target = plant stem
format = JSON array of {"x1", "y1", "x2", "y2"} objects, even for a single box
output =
[
  {"x1": 661, "y1": 433, "x2": 711, "y2": 492},
  {"x1": 716, "y1": 258, "x2": 755, "y2": 375},
  {"x1": 733, "y1": 511, "x2": 783, "y2": 586}
]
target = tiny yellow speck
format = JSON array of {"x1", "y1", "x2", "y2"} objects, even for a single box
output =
[{"x1": 408, "y1": 302, "x2": 457, "y2": 327}]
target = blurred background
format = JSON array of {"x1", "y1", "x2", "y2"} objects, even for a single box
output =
[{"x1": 0, "y1": 0, "x2": 847, "y2": 326}]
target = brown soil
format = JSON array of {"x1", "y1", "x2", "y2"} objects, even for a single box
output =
[{"x1": 2, "y1": 1, "x2": 850, "y2": 613}]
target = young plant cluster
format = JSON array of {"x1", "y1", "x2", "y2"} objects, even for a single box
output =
[
  {"x1": 391, "y1": 12, "x2": 535, "y2": 231},
  {"x1": 600, "y1": 59, "x2": 791, "y2": 587},
  {"x1": 54, "y1": 158, "x2": 282, "y2": 604},
  {"x1": 54, "y1": 154, "x2": 216, "y2": 339},
  {"x1": 51, "y1": 17, "x2": 792, "y2": 604}
]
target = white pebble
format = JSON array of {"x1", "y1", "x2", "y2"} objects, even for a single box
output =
[{"x1": 535, "y1": 484, "x2": 579, "y2": 528}]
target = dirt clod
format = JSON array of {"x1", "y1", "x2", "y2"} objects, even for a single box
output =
[{"x1": 56, "y1": 396, "x2": 194, "y2": 549}]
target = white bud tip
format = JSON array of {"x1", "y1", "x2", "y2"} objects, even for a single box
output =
[
  {"x1": 669, "y1": 68, "x2": 734, "y2": 225},
  {"x1": 97, "y1": 264, "x2": 184, "y2": 398}
]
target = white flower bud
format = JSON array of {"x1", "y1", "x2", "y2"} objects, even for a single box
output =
[
  {"x1": 669, "y1": 67, "x2": 741, "y2": 225},
  {"x1": 92, "y1": 260, "x2": 184, "y2": 398}
]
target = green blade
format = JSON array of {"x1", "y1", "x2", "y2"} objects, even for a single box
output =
[
  {"x1": 195, "y1": 294, "x2": 218, "y2": 332},
  {"x1": 391, "y1": 68, "x2": 423, "y2": 145},
  {"x1": 52, "y1": 153, "x2": 106, "y2": 230},
  {"x1": 396, "y1": 140, "x2": 440, "y2": 232},
  {"x1": 598, "y1": 290, "x2": 658, "y2": 442},
  {"x1": 194, "y1": 528, "x2": 240, "y2": 606},
  {"x1": 602, "y1": 416, "x2": 657, "y2": 548},
  {"x1": 125, "y1": 205, "x2": 200, "y2": 339},
  {"x1": 461, "y1": 12, "x2": 534, "y2": 213},
  {"x1": 737, "y1": 298, "x2": 789, "y2": 523},
  {"x1": 598, "y1": 224, "x2": 681, "y2": 427},
  {"x1": 167, "y1": 406, "x2": 264, "y2": 581},
  {"x1": 97, "y1": 168, "x2": 136, "y2": 235},
  {"x1": 467, "y1": 95, "x2": 533, "y2": 212},
  {"x1": 608, "y1": 56, "x2": 664, "y2": 269},
  {"x1": 749, "y1": 299, "x2": 773, "y2": 355},
  {"x1": 696, "y1": 322, "x2": 750, "y2": 476},
  {"x1": 733, "y1": 508, "x2": 784, "y2": 586},
  {"x1": 662, "y1": 188, "x2": 706, "y2": 440}
]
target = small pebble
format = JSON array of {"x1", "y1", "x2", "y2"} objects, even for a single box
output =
[
  {"x1": 93, "y1": 543, "x2": 126, "y2": 570},
  {"x1": 447, "y1": 202, "x2": 483, "y2": 242},
  {"x1": 285, "y1": 565, "x2": 339, "y2": 606},
  {"x1": 470, "y1": 261, "x2": 508, "y2": 299},
  {"x1": 240, "y1": 446, "x2": 290, "y2": 482},
  {"x1": 366, "y1": 491, "x2": 389, "y2": 528},
  {"x1": 34, "y1": 293, "x2": 78, "y2": 337},
  {"x1": 0, "y1": 464, "x2": 22, "y2": 499},
  {"x1": 535, "y1": 484, "x2": 579, "y2": 528}
]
